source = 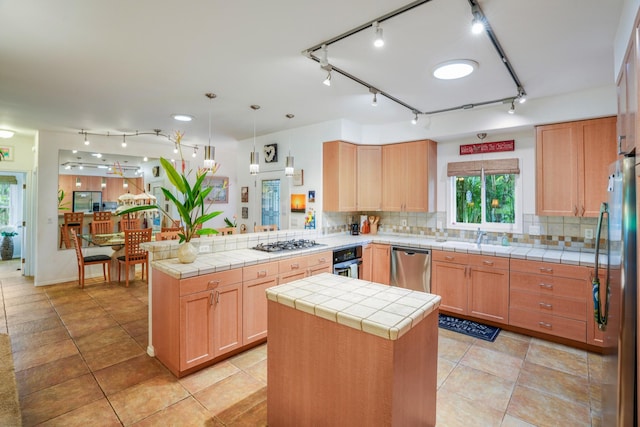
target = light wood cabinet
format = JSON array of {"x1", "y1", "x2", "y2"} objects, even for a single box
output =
[
  {"x1": 278, "y1": 257, "x2": 308, "y2": 284},
  {"x1": 356, "y1": 145, "x2": 381, "y2": 210},
  {"x1": 323, "y1": 141, "x2": 357, "y2": 212},
  {"x1": 617, "y1": 25, "x2": 637, "y2": 155},
  {"x1": 535, "y1": 117, "x2": 617, "y2": 217},
  {"x1": 243, "y1": 261, "x2": 279, "y2": 345},
  {"x1": 307, "y1": 250, "x2": 333, "y2": 276},
  {"x1": 361, "y1": 244, "x2": 372, "y2": 281},
  {"x1": 211, "y1": 283, "x2": 243, "y2": 356},
  {"x1": 371, "y1": 243, "x2": 390, "y2": 285},
  {"x1": 432, "y1": 251, "x2": 509, "y2": 324}
]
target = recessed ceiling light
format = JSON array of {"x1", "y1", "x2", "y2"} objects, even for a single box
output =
[
  {"x1": 0, "y1": 129, "x2": 15, "y2": 138},
  {"x1": 432, "y1": 60, "x2": 478, "y2": 80},
  {"x1": 171, "y1": 114, "x2": 194, "y2": 122}
]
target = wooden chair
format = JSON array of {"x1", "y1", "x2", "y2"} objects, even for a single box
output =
[
  {"x1": 93, "y1": 211, "x2": 112, "y2": 221},
  {"x1": 60, "y1": 212, "x2": 85, "y2": 249},
  {"x1": 254, "y1": 224, "x2": 277, "y2": 232},
  {"x1": 119, "y1": 217, "x2": 141, "y2": 231},
  {"x1": 216, "y1": 227, "x2": 236, "y2": 235},
  {"x1": 70, "y1": 229, "x2": 111, "y2": 289},
  {"x1": 157, "y1": 230, "x2": 180, "y2": 241},
  {"x1": 117, "y1": 228, "x2": 152, "y2": 287},
  {"x1": 161, "y1": 226, "x2": 182, "y2": 233},
  {"x1": 90, "y1": 219, "x2": 114, "y2": 235}
]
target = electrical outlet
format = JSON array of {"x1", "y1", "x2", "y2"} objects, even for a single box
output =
[
  {"x1": 199, "y1": 245, "x2": 210, "y2": 253},
  {"x1": 584, "y1": 229, "x2": 594, "y2": 239},
  {"x1": 529, "y1": 225, "x2": 540, "y2": 235},
  {"x1": 401, "y1": 219, "x2": 407, "y2": 227}
]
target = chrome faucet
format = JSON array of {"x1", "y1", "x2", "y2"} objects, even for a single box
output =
[{"x1": 476, "y1": 228, "x2": 487, "y2": 247}]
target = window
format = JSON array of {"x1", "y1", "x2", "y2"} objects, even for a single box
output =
[{"x1": 448, "y1": 158, "x2": 520, "y2": 231}]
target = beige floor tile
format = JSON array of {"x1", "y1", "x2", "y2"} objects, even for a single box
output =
[
  {"x1": 179, "y1": 361, "x2": 242, "y2": 395},
  {"x1": 436, "y1": 387, "x2": 505, "y2": 427},
  {"x1": 50, "y1": 297, "x2": 102, "y2": 317},
  {"x1": 437, "y1": 357, "x2": 456, "y2": 388},
  {"x1": 440, "y1": 365, "x2": 515, "y2": 412},
  {"x1": 6, "y1": 306, "x2": 59, "y2": 328},
  {"x1": 438, "y1": 327, "x2": 477, "y2": 344},
  {"x1": 228, "y1": 343, "x2": 267, "y2": 370},
  {"x1": 7, "y1": 316, "x2": 64, "y2": 337},
  {"x1": 500, "y1": 414, "x2": 536, "y2": 426},
  {"x1": 80, "y1": 335, "x2": 146, "y2": 371},
  {"x1": 62, "y1": 313, "x2": 120, "y2": 339},
  {"x1": 195, "y1": 371, "x2": 265, "y2": 416},
  {"x1": 74, "y1": 325, "x2": 132, "y2": 354},
  {"x1": 15, "y1": 354, "x2": 89, "y2": 397},
  {"x1": 38, "y1": 398, "x2": 122, "y2": 427},
  {"x1": 460, "y1": 345, "x2": 523, "y2": 381},
  {"x1": 109, "y1": 372, "x2": 189, "y2": 425},
  {"x1": 9, "y1": 324, "x2": 70, "y2": 352},
  {"x1": 93, "y1": 353, "x2": 166, "y2": 396},
  {"x1": 518, "y1": 361, "x2": 590, "y2": 406},
  {"x1": 132, "y1": 396, "x2": 212, "y2": 426},
  {"x1": 4, "y1": 299, "x2": 53, "y2": 315},
  {"x1": 437, "y1": 334, "x2": 472, "y2": 363},
  {"x1": 121, "y1": 318, "x2": 148, "y2": 337},
  {"x1": 215, "y1": 387, "x2": 267, "y2": 426},
  {"x1": 473, "y1": 331, "x2": 530, "y2": 359},
  {"x1": 12, "y1": 338, "x2": 79, "y2": 372},
  {"x1": 526, "y1": 340, "x2": 588, "y2": 378},
  {"x1": 244, "y1": 358, "x2": 267, "y2": 384},
  {"x1": 507, "y1": 384, "x2": 591, "y2": 427}
]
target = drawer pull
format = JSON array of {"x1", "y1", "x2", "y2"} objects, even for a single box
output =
[
  {"x1": 318, "y1": 258, "x2": 326, "y2": 263},
  {"x1": 215, "y1": 290, "x2": 220, "y2": 304},
  {"x1": 444, "y1": 256, "x2": 455, "y2": 261},
  {"x1": 538, "y1": 302, "x2": 553, "y2": 309},
  {"x1": 539, "y1": 283, "x2": 553, "y2": 290},
  {"x1": 291, "y1": 263, "x2": 299, "y2": 270},
  {"x1": 207, "y1": 280, "x2": 221, "y2": 288},
  {"x1": 539, "y1": 267, "x2": 553, "y2": 273},
  {"x1": 482, "y1": 260, "x2": 494, "y2": 266},
  {"x1": 209, "y1": 292, "x2": 214, "y2": 306},
  {"x1": 257, "y1": 270, "x2": 267, "y2": 278},
  {"x1": 538, "y1": 321, "x2": 553, "y2": 329}
]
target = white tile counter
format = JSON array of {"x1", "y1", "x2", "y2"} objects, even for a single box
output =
[{"x1": 265, "y1": 273, "x2": 441, "y2": 340}]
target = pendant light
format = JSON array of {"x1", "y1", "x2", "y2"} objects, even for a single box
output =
[
  {"x1": 285, "y1": 113, "x2": 295, "y2": 177},
  {"x1": 249, "y1": 105, "x2": 260, "y2": 175},
  {"x1": 203, "y1": 92, "x2": 216, "y2": 170}
]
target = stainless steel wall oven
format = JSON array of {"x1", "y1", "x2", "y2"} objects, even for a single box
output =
[{"x1": 333, "y1": 245, "x2": 362, "y2": 279}]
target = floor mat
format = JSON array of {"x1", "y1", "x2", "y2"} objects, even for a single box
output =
[{"x1": 438, "y1": 314, "x2": 500, "y2": 342}]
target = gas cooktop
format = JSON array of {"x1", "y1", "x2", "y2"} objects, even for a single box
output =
[{"x1": 252, "y1": 239, "x2": 325, "y2": 253}]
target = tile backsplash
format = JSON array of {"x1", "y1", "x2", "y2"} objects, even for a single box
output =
[{"x1": 322, "y1": 211, "x2": 603, "y2": 252}]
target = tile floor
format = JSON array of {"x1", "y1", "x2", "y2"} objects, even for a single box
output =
[{"x1": 0, "y1": 259, "x2": 603, "y2": 426}]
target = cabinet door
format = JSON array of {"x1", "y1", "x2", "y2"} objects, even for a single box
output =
[
  {"x1": 180, "y1": 291, "x2": 215, "y2": 371},
  {"x1": 58, "y1": 175, "x2": 74, "y2": 212},
  {"x1": 404, "y1": 140, "x2": 433, "y2": 212},
  {"x1": 323, "y1": 141, "x2": 357, "y2": 212},
  {"x1": 243, "y1": 276, "x2": 277, "y2": 344},
  {"x1": 371, "y1": 243, "x2": 390, "y2": 285},
  {"x1": 361, "y1": 244, "x2": 372, "y2": 281},
  {"x1": 381, "y1": 144, "x2": 405, "y2": 211},
  {"x1": 212, "y1": 283, "x2": 243, "y2": 357},
  {"x1": 432, "y1": 261, "x2": 468, "y2": 315},
  {"x1": 536, "y1": 123, "x2": 580, "y2": 216},
  {"x1": 469, "y1": 265, "x2": 509, "y2": 324},
  {"x1": 279, "y1": 270, "x2": 307, "y2": 284},
  {"x1": 357, "y1": 145, "x2": 382, "y2": 210},
  {"x1": 580, "y1": 117, "x2": 617, "y2": 217}
]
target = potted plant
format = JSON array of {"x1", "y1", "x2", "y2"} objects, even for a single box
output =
[
  {"x1": 1, "y1": 227, "x2": 18, "y2": 261},
  {"x1": 118, "y1": 131, "x2": 223, "y2": 263}
]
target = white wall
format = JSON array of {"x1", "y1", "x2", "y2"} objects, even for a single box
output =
[{"x1": 614, "y1": 0, "x2": 640, "y2": 75}]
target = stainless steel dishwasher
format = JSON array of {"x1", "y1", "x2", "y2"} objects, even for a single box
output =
[{"x1": 390, "y1": 246, "x2": 431, "y2": 293}]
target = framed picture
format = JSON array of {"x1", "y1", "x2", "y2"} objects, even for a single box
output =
[
  {"x1": 241, "y1": 186, "x2": 249, "y2": 203},
  {"x1": 0, "y1": 146, "x2": 14, "y2": 162},
  {"x1": 291, "y1": 194, "x2": 305, "y2": 213},
  {"x1": 204, "y1": 176, "x2": 229, "y2": 204},
  {"x1": 308, "y1": 190, "x2": 315, "y2": 203},
  {"x1": 241, "y1": 206, "x2": 248, "y2": 219},
  {"x1": 293, "y1": 169, "x2": 303, "y2": 186}
]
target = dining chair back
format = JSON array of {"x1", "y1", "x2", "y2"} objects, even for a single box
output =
[
  {"x1": 254, "y1": 224, "x2": 277, "y2": 232},
  {"x1": 119, "y1": 217, "x2": 141, "y2": 231},
  {"x1": 216, "y1": 227, "x2": 236, "y2": 235},
  {"x1": 90, "y1": 220, "x2": 114, "y2": 235},
  {"x1": 93, "y1": 211, "x2": 112, "y2": 221},
  {"x1": 157, "y1": 230, "x2": 180, "y2": 241},
  {"x1": 161, "y1": 226, "x2": 182, "y2": 233},
  {"x1": 70, "y1": 229, "x2": 111, "y2": 289},
  {"x1": 117, "y1": 228, "x2": 152, "y2": 287},
  {"x1": 60, "y1": 211, "x2": 85, "y2": 249}
]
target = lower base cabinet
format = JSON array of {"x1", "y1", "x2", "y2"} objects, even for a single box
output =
[
  {"x1": 371, "y1": 243, "x2": 390, "y2": 284},
  {"x1": 243, "y1": 261, "x2": 279, "y2": 345}
]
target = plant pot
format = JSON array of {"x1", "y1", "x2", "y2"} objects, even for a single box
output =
[
  {"x1": 177, "y1": 241, "x2": 198, "y2": 264},
  {"x1": 1, "y1": 236, "x2": 14, "y2": 260}
]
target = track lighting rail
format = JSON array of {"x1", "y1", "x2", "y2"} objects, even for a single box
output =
[{"x1": 78, "y1": 129, "x2": 199, "y2": 151}]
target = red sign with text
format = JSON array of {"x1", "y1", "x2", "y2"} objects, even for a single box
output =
[{"x1": 459, "y1": 140, "x2": 515, "y2": 155}]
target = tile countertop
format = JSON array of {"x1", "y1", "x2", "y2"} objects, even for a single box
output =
[
  {"x1": 265, "y1": 272, "x2": 441, "y2": 341},
  {"x1": 145, "y1": 232, "x2": 603, "y2": 280}
]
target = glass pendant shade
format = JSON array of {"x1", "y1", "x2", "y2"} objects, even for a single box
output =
[
  {"x1": 250, "y1": 151, "x2": 259, "y2": 175},
  {"x1": 75, "y1": 177, "x2": 81, "y2": 187},
  {"x1": 203, "y1": 146, "x2": 215, "y2": 169},
  {"x1": 285, "y1": 155, "x2": 294, "y2": 177}
]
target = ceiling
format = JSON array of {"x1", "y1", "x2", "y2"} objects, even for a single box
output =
[{"x1": 0, "y1": 0, "x2": 624, "y2": 148}]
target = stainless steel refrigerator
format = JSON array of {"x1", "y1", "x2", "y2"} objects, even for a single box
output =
[
  {"x1": 72, "y1": 191, "x2": 102, "y2": 213},
  {"x1": 595, "y1": 156, "x2": 637, "y2": 426}
]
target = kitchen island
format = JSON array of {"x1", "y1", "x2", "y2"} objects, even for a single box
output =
[{"x1": 266, "y1": 273, "x2": 441, "y2": 427}]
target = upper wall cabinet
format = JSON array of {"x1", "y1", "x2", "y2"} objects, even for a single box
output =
[
  {"x1": 356, "y1": 145, "x2": 382, "y2": 211},
  {"x1": 535, "y1": 117, "x2": 617, "y2": 217},
  {"x1": 323, "y1": 141, "x2": 357, "y2": 212},
  {"x1": 617, "y1": 22, "x2": 638, "y2": 155},
  {"x1": 381, "y1": 140, "x2": 437, "y2": 212}
]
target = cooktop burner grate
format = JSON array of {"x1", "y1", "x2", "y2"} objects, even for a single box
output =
[{"x1": 252, "y1": 239, "x2": 324, "y2": 253}]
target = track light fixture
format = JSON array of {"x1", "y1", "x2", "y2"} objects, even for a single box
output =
[
  {"x1": 370, "y1": 88, "x2": 378, "y2": 106},
  {"x1": 319, "y1": 44, "x2": 329, "y2": 67},
  {"x1": 508, "y1": 101, "x2": 515, "y2": 114},
  {"x1": 322, "y1": 65, "x2": 332, "y2": 86},
  {"x1": 75, "y1": 177, "x2": 81, "y2": 188},
  {"x1": 204, "y1": 92, "x2": 217, "y2": 170},
  {"x1": 373, "y1": 21, "x2": 384, "y2": 47},
  {"x1": 192, "y1": 147, "x2": 197, "y2": 158},
  {"x1": 173, "y1": 144, "x2": 179, "y2": 154},
  {"x1": 411, "y1": 112, "x2": 418, "y2": 125},
  {"x1": 285, "y1": 113, "x2": 295, "y2": 177},
  {"x1": 250, "y1": 105, "x2": 260, "y2": 175},
  {"x1": 83, "y1": 133, "x2": 90, "y2": 145},
  {"x1": 471, "y1": 5, "x2": 484, "y2": 34},
  {"x1": 121, "y1": 135, "x2": 127, "y2": 148},
  {"x1": 517, "y1": 88, "x2": 527, "y2": 104}
]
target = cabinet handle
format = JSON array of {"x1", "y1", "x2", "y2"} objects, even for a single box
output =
[
  {"x1": 482, "y1": 260, "x2": 494, "y2": 266},
  {"x1": 538, "y1": 321, "x2": 553, "y2": 329},
  {"x1": 580, "y1": 206, "x2": 585, "y2": 216},
  {"x1": 573, "y1": 205, "x2": 578, "y2": 216},
  {"x1": 291, "y1": 263, "x2": 299, "y2": 270},
  {"x1": 444, "y1": 255, "x2": 455, "y2": 261},
  {"x1": 209, "y1": 292, "x2": 214, "y2": 306},
  {"x1": 215, "y1": 290, "x2": 220, "y2": 304},
  {"x1": 539, "y1": 283, "x2": 554, "y2": 290},
  {"x1": 208, "y1": 279, "x2": 220, "y2": 289},
  {"x1": 318, "y1": 258, "x2": 326, "y2": 263},
  {"x1": 539, "y1": 302, "x2": 553, "y2": 309},
  {"x1": 539, "y1": 267, "x2": 553, "y2": 274},
  {"x1": 257, "y1": 270, "x2": 267, "y2": 278}
]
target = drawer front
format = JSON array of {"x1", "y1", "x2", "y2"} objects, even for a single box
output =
[
  {"x1": 510, "y1": 289, "x2": 586, "y2": 321},
  {"x1": 180, "y1": 268, "x2": 243, "y2": 296},
  {"x1": 278, "y1": 257, "x2": 308, "y2": 274},
  {"x1": 305, "y1": 250, "x2": 332, "y2": 268},
  {"x1": 509, "y1": 307, "x2": 586, "y2": 342},
  {"x1": 243, "y1": 261, "x2": 279, "y2": 281},
  {"x1": 468, "y1": 254, "x2": 509, "y2": 270},
  {"x1": 432, "y1": 250, "x2": 469, "y2": 265},
  {"x1": 510, "y1": 271, "x2": 585, "y2": 299},
  {"x1": 510, "y1": 259, "x2": 589, "y2": 280}
]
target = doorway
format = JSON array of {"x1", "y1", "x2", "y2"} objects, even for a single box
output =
[
  {"x1": 261, "y1": 179, "x2": 280, "y2": 229},
  {"x1": 0, "y1": 172, "x2": 26, "y2": 271}
]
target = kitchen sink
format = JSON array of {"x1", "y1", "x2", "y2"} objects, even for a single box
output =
[{"x1": 439, "y1": 241, "x2": 512, "y2": 254}]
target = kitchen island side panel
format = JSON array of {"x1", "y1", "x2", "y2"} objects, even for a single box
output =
[{"x1": 267, "y1": 301, "x2": 437, "y2": 427}]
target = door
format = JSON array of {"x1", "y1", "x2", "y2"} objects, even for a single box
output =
[
  {"x1": 261, "y1": 179, "x2": 280, "y2": 229},
  {"x1": 0, "y1": 173, "x2": 25, "y2": 265}
]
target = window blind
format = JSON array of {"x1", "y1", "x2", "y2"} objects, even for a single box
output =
[
  {"x1": 447, "y1": 158, "x2": 519, "y2": 177},
  {"x1": 0, "y1": 176, "x2": 18, "y2": 184}
]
